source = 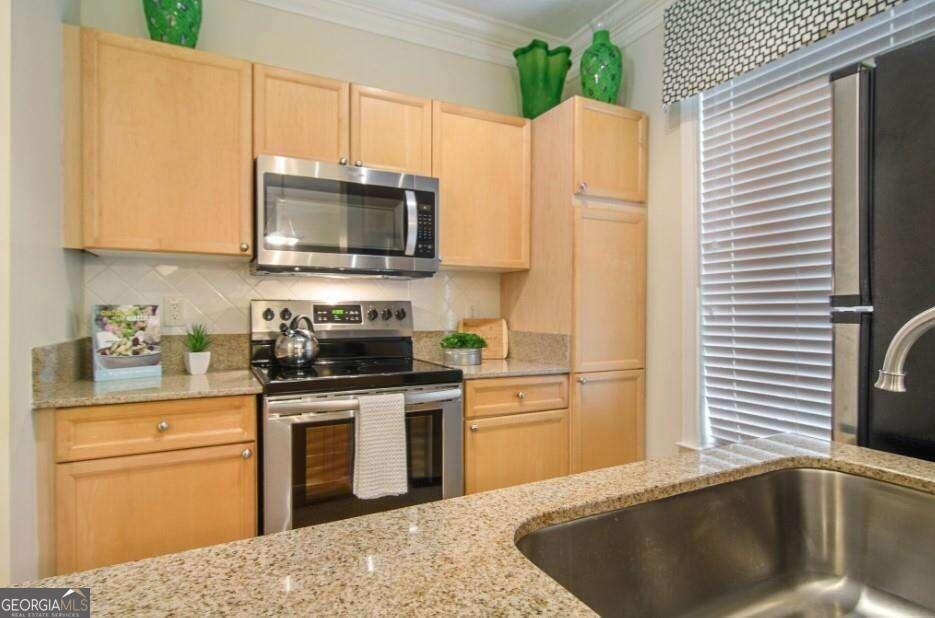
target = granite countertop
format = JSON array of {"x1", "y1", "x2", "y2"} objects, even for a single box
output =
[
  {"x1": 32, "y1": 370, "x2": 262, "y2": 409},
  {"x1": 424, "y1": 357, "x2": 570, "y2": 379},
  {"x1": 26, "y1": 434, "x2": 935, "y2": 615}
]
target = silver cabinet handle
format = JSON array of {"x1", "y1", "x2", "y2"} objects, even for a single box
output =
[
  {"x1": 354, "y1": 160, "x2": 364, "y2": 167},
  {"x1": 239, "y1": 242, "x2": 249, "y2": 252},
  {"x1": 156, "y1": 420, "x2": 170, "y2": 432},
  {"x1": 577, "y1": 376, "x2": 588, "y2": 384},
  {"x1": 338, "y1": 157, "x2": 348, "y2": 165},
  {"x1": 577, "y1": 181, "x2": 589, "y2": 194},
  {"x1": 470, "y1": 424, "x2": 479, "y2": 432},
  {"x1": 516, "y1": 391, "x2": 526, "y2": 400},
  {"x1": 242, "y1": 448, "x2": 253, "y2": 459}
]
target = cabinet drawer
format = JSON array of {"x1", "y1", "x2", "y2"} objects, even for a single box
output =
[
  {"x1": 464, "y1": 375, "x2": 568, "y2": 419},
  {"x1": 55, "y1": 396, "x2": 256, "y2": 462}
]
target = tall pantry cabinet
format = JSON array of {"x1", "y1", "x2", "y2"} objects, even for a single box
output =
[{"x1": 502, "y1": 96, "x2": 648, "y2": 473}]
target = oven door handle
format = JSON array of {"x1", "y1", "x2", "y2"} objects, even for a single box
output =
[
  {"x1": 267, "y1": 387, "x2": 462, "y2": 421},
  {"x1": 404, "y1": 189, "x2": 418, "y2": 256}
]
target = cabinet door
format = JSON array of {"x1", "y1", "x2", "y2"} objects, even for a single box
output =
[
  {"x1": 433, "y1": 101, "x2": 530, "y2": 271},
  {"x1": 574, "y1": 97, "x2": 647, "y2": 202},
  {"x1": 253, "y1": 64, "x2": 349, "y2": 162},
  {"x1": 82, "y1": 29, "x2": 252, "y2": 255},
  {"x1": 572, "y1": 370, "x2": 644, "y2": 473},
  {"x1": 56, "y1": 442, "x2": 256, "y2": 574},
  {"x1": 351, "y1": 85, "x2": 432, "y2": 175},
  {"x1": 574, "y1": 205, "x2": 646, "y2": 372},
  {"x1": 465, "y1": 409, "x2": 568, "y2": 494}
]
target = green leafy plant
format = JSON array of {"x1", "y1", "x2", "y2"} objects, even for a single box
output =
[
  {"x1": 440, "y1": 332, "x2": 487, "y2": 349},
  {"x1": 184, "y1": 323, "x2": 211, "y2": 353}
]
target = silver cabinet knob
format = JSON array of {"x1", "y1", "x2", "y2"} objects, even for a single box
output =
[
  {"x1": 239, "y1": 242, "x2": 250, "y2": 252},
  {"x1": 578, "y1": 181, "x2": 589, "y2": 194},
  {"x1": 338, "y1": 157, "x2": 348, "y2": 165},
  {"x1": 470, "y1": 424, "x2": 479, "y2": 432},
  {"x1": 156, "y1": 420, "x2": 170, "y2": 432},
  {"x1": 242, "y1": 448, "x2": 253, "y2": 459},
  {"x1": 577, "y1": 376, "x2": 588, "y2": 384},
  {"x1": 516, "y1": 391, "x2": 526, "y2": 400},
  {"x1": 354, "y1": 160, "x2": 363, "y2": 167}
]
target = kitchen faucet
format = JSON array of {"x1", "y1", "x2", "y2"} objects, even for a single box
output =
[{"x1": 874, "y1": 306, "x2": 935, "y2": 392}]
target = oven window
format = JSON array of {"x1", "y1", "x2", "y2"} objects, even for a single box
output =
[
  {"x1": 291, "y1": 410, "x2": 444, "y2": 528},
  {"x1": 263, "y1": 172, "x2": 407, "y2": 255}
]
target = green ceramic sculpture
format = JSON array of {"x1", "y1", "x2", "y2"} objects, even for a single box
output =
[
  {"x1": 513, "y1": 39, "x2": 572, "y2": 119},
  {"x1": 581, "y1": 30, "x2": 622, "y2": 104},
  {"x1": 143, "y1": 0, "x2": 202, "y2": 48}
]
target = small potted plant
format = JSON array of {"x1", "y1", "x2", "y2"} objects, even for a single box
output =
[
  {"x1": 440, "y1": 332, "x2": 487, "y2": 366},
  {"x1": 183, "y1": 323, "x2": 211, "y2": 375}
]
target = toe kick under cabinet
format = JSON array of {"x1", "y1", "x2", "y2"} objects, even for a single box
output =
[
  {"x1": 38, "y1": 396, "x2": 257, "y2": 576},
  {"x1": 463, "y1": 375, "x2": 570, "y2": 494}
]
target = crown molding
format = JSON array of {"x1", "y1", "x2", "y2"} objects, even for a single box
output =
[{"x1": 248, "y1": 0, "x2": 669, "y2": 70}]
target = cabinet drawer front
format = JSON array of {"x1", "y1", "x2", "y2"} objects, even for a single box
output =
[
  {"x1": 55, "y1": 396, "x2": 257, "y2": 462},
  {"x1": 465, "y1": 408, "x2": 569, "y2": 494},
  {"x1": 465, "y1": 375, "x2": 568, "y2": 419}
]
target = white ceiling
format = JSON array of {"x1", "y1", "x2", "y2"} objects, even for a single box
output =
[{"x1": 432, "y1": 0, "x2": 622, "y2": 39}]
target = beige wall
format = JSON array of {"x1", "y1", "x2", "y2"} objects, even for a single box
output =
[
  {"x1": 0, "y1": 0, "x2": 11, "y2": 587},
  {"x1": 80, "y1": 0, "x2": 521, "y2": 115},
  {"x1": 8, "y1": 0, "x2": 82, "y2": 583}
]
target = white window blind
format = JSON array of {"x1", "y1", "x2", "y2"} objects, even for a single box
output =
[{"x1": 698, "y1": 0, "x2": 935, "y2": 445}]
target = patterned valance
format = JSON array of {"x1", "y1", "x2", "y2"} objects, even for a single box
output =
[{"x1": 663, "y1": 0, "x2": 907, "y2": 105}]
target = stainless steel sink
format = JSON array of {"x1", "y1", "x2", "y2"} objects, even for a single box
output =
[{"x1": 516, "y1": 468, "x2": 935, "y2": 617}]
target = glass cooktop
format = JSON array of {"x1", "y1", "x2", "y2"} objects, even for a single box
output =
[{"x1": 253, "y1": 358, "x2": 462, "y2": 394}]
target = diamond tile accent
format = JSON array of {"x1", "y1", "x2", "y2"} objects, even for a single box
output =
[{"x1": 80, "y1": 255, "x2": 501, "y2": 335}]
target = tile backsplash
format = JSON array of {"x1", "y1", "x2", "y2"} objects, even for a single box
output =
[{"x1": 81, "y1": 254, "x2": 501, "y2": 335}]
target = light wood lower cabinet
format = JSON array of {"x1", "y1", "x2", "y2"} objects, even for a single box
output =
[
  {"x1": 464, "y1": 409, "x2": 569, "y2": 494},
  {"x1": 45, "y1": 395, "x2": 258, "y2": 575},
  {"x1": 56, "y1": 442, "x2": 256, "y2": 574},
  {"x1": 572, "y1": 370, "x2": 645, "y2": 473}
]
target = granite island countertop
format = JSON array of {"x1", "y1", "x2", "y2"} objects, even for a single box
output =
[
  {"x1": 25, "y1": 434, "x2": 935, "y2": 615},
  {"x1": 32, "y1": 369, "x2": 262, "y2": 409}
]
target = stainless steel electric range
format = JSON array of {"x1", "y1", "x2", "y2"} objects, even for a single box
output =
[{"x1": 250, "y1": 299, "x2": 463, "y2": 533}]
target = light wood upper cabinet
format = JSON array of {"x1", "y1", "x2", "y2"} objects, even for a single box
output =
[
  {"x1": 574, "y1": 97, "x2": 647, "y2": 202},
  {"x1": 56, "y1": 442, "x2": 256, "y2": 574},
  {"x1": 351, "y1": 85, "x2": 432, "y2": 175},
  {"x1": 465, "y1": 408, "x2": 569, "y2": 494},
  {"x1": 572, "y1": 370, "x2": 644, "y2": 474},
  {"x1": 433, "y1": 101, "x2": 531, "y2": 271},
  {"x1": 81, "y1": 29, "x2": 253, "y2": 255},
  {"x1": 574, "y1": 205, "x2": 646, "y2": 373},
  {"x1": 253, "y1": 64, "x2": 349, "y2": 162}
]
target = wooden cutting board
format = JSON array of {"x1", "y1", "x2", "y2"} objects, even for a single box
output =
[{"x1": 457, "y1": 318, "x2": 509, "y2": 359}]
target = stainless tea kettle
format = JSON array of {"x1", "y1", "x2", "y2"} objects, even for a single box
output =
[{"x1": 274, "y1": 314, "x2": 319, "y2": 367}]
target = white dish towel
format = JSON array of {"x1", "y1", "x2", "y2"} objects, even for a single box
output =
[{"x1": 353, "y1": 392, "x2": 408, "y2": 499}]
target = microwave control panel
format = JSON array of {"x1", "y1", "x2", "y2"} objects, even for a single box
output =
[{"x1": 415, "y1": 203, "x2": 435, "y2": 257}]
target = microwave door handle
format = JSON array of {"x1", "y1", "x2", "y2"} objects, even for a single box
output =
[{"x1": 405, "y1": 190, "x2": 418, "y2": 256}]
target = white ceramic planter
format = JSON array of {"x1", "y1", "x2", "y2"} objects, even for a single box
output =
[{"x1": 184, "y1": 351, "x2": 211, "y2": 375}]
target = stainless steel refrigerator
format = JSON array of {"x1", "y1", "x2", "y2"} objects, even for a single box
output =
[{"x1": 831, "y1": 35, "x2": 935, "y2": 461}]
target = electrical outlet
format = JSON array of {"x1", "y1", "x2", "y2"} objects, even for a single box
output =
[{"x1": 164, "y1": 297, "x2": 184, "y2": 327}]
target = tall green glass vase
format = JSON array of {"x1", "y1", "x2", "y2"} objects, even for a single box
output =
[
  {"x1": 143, "y1": 0, "x2": 202, "y2": 48},
  {"x1": 580, "y1": 30, "x2": 622, "y2": 104},
  {"x1": 513, "y1": 39, "x2": 572, "y2": 119}
]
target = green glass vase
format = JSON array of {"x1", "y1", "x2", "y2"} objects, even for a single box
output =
[
  {"x1": 513, "y1": 39, "x2": 572, "y2": 119},
  {"x1": 580, "y1": 30, "x2": 622, "y2": 104},
  {"x1": 143, "y1": 0, "x2": 202, "y2": 48}
]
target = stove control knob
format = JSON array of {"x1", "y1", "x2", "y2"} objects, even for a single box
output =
[
  {"x1": 381, "y1": 308, "x2": 393, "y2": 321},
  {"x1": 262, "y1": 308, "x2": 275, "y2": 321},
  {"x1": 279, "y1": 322, "x2": 289, "y2": 334},
  {"x1": 394, "y1": 308, "x2": 407, "y2": 321},
  {"x1": 280, "y1": 308, "x2": 292, "y2": 322},
  {"x1": 367, "y1": 308, "x2": 379, "y2": 321}
]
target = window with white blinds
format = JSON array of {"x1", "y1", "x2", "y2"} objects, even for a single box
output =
[{"x1": 697, "y1": 0, "x2": 935, "y2": 445}]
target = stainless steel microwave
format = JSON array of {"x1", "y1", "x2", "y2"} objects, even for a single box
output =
[{"x1": 254, "y1": 155, "x2": 440, "y2": 278}]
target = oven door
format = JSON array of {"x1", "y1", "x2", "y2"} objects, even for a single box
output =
[
  {"x1": 255, "y1": 156, "x2": 439, "y2": 277},
  {"x1": 262, "y1": 384, "x2": 462, "y2": 534}
]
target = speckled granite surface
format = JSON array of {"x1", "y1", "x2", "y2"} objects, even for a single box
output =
[
  {"x1": 414, "y1": 330, "x2": 570, "y2": 378},
  {"x1": 24, "y1": 434, "x2": 935, "y2": 615},
  {"x1": 451, "y1": 358, "x2": 569, "y2": 379},
  {"x1": 32, "y1": 370, "x2": 261, "y2": 409}
]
